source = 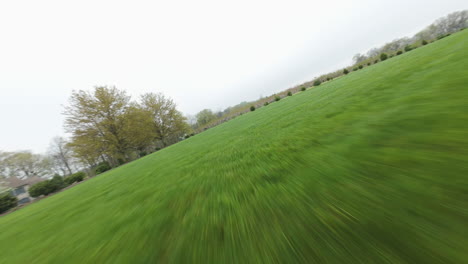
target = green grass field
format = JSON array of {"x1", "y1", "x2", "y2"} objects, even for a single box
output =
[{"x1": 1, "y1": 30, "x2": 468, "y2": 264}]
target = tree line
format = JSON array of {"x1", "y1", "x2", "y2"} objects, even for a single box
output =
[{"x1": 1, "y1": 10, "x2": 467, "y2": 185}]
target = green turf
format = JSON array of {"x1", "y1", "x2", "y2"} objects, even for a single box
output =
[{"x1": 1, "y1": 30, "x2": 468, "y2": 264}]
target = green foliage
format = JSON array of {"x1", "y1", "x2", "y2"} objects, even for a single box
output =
[
  {"x1": 264, "y1": 102, "x2": 269, "y2": 106},
  {"x1": 301, "y1": 87, "x2": 306, "y2": 91},
  {"x1": 367, "y1": 63, "x2": 371, "y2": 66},
  {"x1": 404, "y1": 45, "x2": 413, "y2": 52},
  {"x1": 29, "y1": 177, "x2": 65, "y2": 198},
  {"x1": 343, "y1": 69, "x2": 349, "y2": 75},
  {"x1": 358, "y1": 65, "x2": 363, "y2": 69},
  {"x1": 313, "y1": 80, "x2": 321, "y2": 86},
  {"x1": 374, "y1": 59, "x2": 379, "y2": 63},
  {"x1": 94, "y1": 162, "x2": 111, "y2": 175},
  {"x1": 250, "y1": 106, "x2": 255, "y2": 111},
  {"x1": 274, "y1": 96, "x2": 281, "y2": 101},
  {"x1": 287, "y1": 91, "x2": 292, "y2": 96},
  {"x1": 64, "y1": 172, "x2": 86, "y2": 185},
  {"x1": 422, "y1": 40, "x2": 428, "y2": 45},
  {"x1": 380, "y1": 53, "x2": 388, "y2": 61},
  {"x1": 353, "y1": 67, "x2": 358, "y2": 71},
  {"x1": 0, "y1": 193, "x2": 17, "y2": 214},
  {"x1": 396, "y1": 50, "x2": 403, "y2": 55}
]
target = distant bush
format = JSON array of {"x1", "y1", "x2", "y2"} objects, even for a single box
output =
[
  {"x1": 301, "y1": 87, "x2": 306, "y2": 91},
  {"x1": 380, "y1": 53, "x2": 388, "y2": 61},
  {"x1": 95, "y1": 161, "x2": 111, "y2": 175},
  {"x1": 287, "y1": 91, "x2": 292, "y2": 96},
  {"x1": 64, "y1": 172, "x2": 85, "y2": 185},
  {"x1": 275, "y1": 96, "x2": 281, "y2": 101},
  {"x1": 390, "y1": 55, "x2": 394, "y2": 58},
  {"x1": 367, "y1": 63, "x2": 371, "y2": 66},
  {"x1": 0, "y1": 193, "x2": 17, "y2": 214},
  {"x1": 358, "y1": 65, "x2": 363, "y2": 69},
  {"x1": 437, "y1": 34, "x2": 450, "y2": 40},
  {"x1": 264, "y1": 102, "x2": 269, "y2": 106},
  {"x1": 422, "y1": 40, "x2": 428, "y2": 45},
  {"x1": 404, "y1": 45, "x2": 413, "y2": 52},
  {"x1": 250, "y1": 106, "x2": 256, "y2": 111},
  {"x1": 50, "y1": 175, "x2": 66, "y2": 190},
  {"x1": 29, "y1": 176, "x2": 65, "y2": 198},
  {"x1": 343, "y1": 69, "x2": 349, "y2": 75},
  {"x1": 353, "y1": 67, "x2": 358, "y2": 71},
  {"x1": 313, "y1": 80, "x2": 321, "y2": 86},
  {"x1": 396, "y1": 50, "x2": 403, "y2": 55},
  {"x1": 374, "y1": 59, "x2": 379, "y2": 64}
]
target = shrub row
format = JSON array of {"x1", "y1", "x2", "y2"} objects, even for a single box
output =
[
  {"x1": 29, "y1": 176, "x2": 66, "y2": 198},
  {"x1": 64, "y1": 172, "x2": 85, "y2": 185}
]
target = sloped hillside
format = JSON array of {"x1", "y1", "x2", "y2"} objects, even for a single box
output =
[{"x1": 0, "y1": 30, "x2": 467, "y2": 264}]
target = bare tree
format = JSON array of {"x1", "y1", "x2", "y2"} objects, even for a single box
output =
[{"x1": 48, "y1": 137, "x2": 75, "y2": 176}]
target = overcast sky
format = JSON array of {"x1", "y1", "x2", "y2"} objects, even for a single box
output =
[{"x1": 0, "y1": 0, "x2": 466, "y2": 153}]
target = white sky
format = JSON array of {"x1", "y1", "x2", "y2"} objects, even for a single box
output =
[{"x1": 0, "y1": 0, "x2": 467, "y2": 153}]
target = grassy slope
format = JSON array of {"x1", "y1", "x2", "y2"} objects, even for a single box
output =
[{"x1": 1, "y1": 31, "x2": 468, "y2": 264}]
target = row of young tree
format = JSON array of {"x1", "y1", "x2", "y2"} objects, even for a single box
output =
[
  {"x1": 352, "y1": 10, "x2": 467, "y2": 65},
  {"x1": 187, "y1": 10, "x2": 468, "y2": 133}
]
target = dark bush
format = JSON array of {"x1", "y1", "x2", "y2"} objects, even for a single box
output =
[
  {"x1": 343, "y1": 69, "x2": 349, "y2": 75},
  {"x1": 422, "y1": 40, "x2": 428, "y2": 45},
  {"x1": 396, "y1": 50, "x2": 403, "y2": 55},
  {"x1": 95, "y1": 161, "x2": 111, "y2": 175},
  {"x1": 287, "y1": 91, "x2": 292, "y2": 96},
  {"x1": 0, "y1": 193, "x2": 17, "y2": 214},
  {"x1": 367, "y1": 63, "x2": 371, "y2": 66},
  {"x1": 390, "y1": 55, "x2": 394, "y2": 58},
  {"x1": 49, "y1": 175, "x2": 66, "y2": 190},
  {"x1": 275, "y1": 96, "x2": 281, "y2": 101},
  {"x1": 64, "y1": 172, "x2": 86, "y2": 185},
  {"x1": 374, "y1": 59, "x2": 379, "y2": 64},
  {"x1": 264, "y1": 102, "x2": 269, "y2": 106},
  {"x1": 301, "y1": 87, "x2": 306, "y2": 91},
  {"x1": 404, "y1": 45, "x2": 413, "y2": 52},
  {"x1": 358, "y1": 65, "x2": 363, "y2": 69},
  {"x1": 29, "y1": 177, "x2": 65, "y2": 198},
  {"x1": 250, "y1": 106, "x2": 255, "y2": 111},
  {"x1": 313, "y1": 80, "x2": 321, "y2": 86},
  {"x1": 380, "y1": 53, "x2": 388, "y2": 61},
  {"x1": 353, "y1": 67, "x2": 358, "y2": 71}
]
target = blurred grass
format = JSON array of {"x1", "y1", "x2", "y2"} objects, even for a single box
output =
[{"x1": 1, "y1": 30, "x2": 468, "y2": 264}]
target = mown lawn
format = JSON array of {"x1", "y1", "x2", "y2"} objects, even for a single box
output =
[{"x1": 1, "y1": 30, "x2": 467, "y2": 264}]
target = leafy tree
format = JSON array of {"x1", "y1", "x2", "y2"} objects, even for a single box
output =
[
  {"x1": 64, "y1": 86, "x2": 132, "y2": 165},
  {"x1": 140, "y1": 93, "x2": 189, "y2": 147},
  {"x1": 195, "y1": 109, "x2": 217, "y2": 126},
  {"x1": 0, "y1": 151, "x2": 51, "y2": 178}
]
